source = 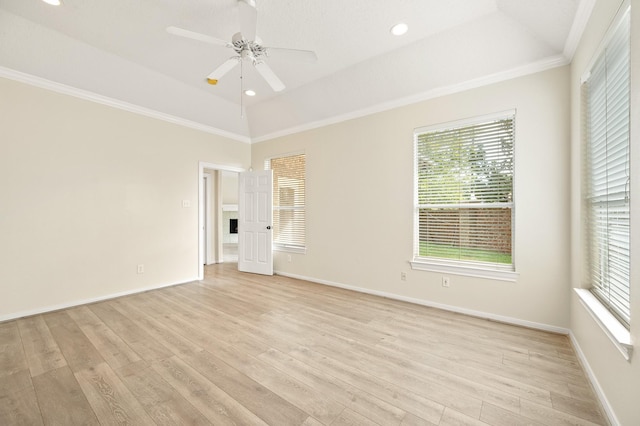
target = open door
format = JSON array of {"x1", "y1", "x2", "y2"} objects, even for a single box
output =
[{"x1": 238, "y1": 170, "x2": 273, "y2": 275}]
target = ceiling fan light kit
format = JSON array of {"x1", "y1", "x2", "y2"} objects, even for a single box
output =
[
  {"x1": 390, "y1": 22, "x2": 409, "y2": 36},
  {"x1": 167, "y1": 0, "x2": 317, "y2": 95}
]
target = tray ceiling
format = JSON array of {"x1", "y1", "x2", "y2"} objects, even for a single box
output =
[{"x1": 0, "y1": 0, "x2": 592, "y2": 142}]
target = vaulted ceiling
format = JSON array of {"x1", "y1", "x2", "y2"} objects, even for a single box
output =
[{"x1": 0, "y1": 0, "x2": 592, "y2": 142}]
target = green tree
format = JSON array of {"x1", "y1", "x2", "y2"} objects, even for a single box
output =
[{"x1": 417, "y1": 119, "x2": 513, "y2": 204}]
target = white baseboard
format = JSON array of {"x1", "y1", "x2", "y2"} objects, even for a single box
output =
[
  {"x1": 274, "y1": 270, "x2": 570, "y2": 335},
  {"x1": 0, "y1": 277, "x2": 198, "y2": 322},
  {"x1": 569, "y1": 331, "x2": 620, "y2": 426},
  {"x1": 276, "y1": 270, "x2": 622, "y2": 423}
]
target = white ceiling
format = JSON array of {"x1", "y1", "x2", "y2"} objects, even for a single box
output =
[{"x1": 0, "y1": 0, "x2": 592, "y2": 142}]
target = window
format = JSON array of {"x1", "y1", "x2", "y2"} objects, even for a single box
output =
[
  {"x1": 412, "y1": 112, "x2": 515, "y2": 278},
  {"x1": 584, "y1": 8, "x2": 630, "y2": 328},
  {"x1": 265, "y1": 153, "x2": 306, "y2": 252}
]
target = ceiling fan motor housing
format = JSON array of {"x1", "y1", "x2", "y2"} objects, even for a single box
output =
[
  {"x1": 232, "y1": 32, "x2": 267, "y2": 63},
  {"x1": 166, "y1": 0, "x2": 315, "y2": 92}
]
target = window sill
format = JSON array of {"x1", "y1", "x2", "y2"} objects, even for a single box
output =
[
  {"x1": 274, "y1": 245, "x2": 306, "y2": 255},
  {"x1": 410, "y1": 259, "x2": 518, "y2": 282},
  {"x1": 574, "y1": 288, "x2": 633, "y2": 361}
]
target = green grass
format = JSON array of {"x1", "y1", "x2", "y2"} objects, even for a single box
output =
[{"x1": 419, "y1": 242, "x2": 512, "y2": 264}]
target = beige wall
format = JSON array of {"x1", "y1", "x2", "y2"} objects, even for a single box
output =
[
  {"x1": 252, "y1": 65, "x2": 571, "y2": 329},
  {"x1": 570, "y1": 1, "x2": 640, "y2": 425},
  {"x1": 0, "y1": 77, "x2": 250, "y2": 320},
  {"x1": 3, "y1": 5, "x2": 635, "y2": 420}
]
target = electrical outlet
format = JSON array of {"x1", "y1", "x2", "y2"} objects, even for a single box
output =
[
  {"x1": 401, "y1": 272, "x2": 407, "y2": 281},
  {"x1": 137, "y1": 264, "x2": 144, "y2": 274},
  {"x1": 442, "y1": 276, "x2": 450, "y2": 287},
  {"x1": 182, "y1": 200, "x2": 190, "y2": 208},
  {"x1": 287, "y1": 254, "x2": 292, "y2": 263}
]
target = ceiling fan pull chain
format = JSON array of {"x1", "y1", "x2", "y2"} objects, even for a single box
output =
[{"x1": 240, "y1": 59, "x2": 244, "y2": 119}]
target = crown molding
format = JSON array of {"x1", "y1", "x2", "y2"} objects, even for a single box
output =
[
  {"x1": 251, "y1": 54, "x2": 570, "y2": 143},
  {"x1": 564, "y1": 0, "x2": 597, "y2": 59},
  {"x1": 2, "y1": 53, "x2": 570, "y2": 146},
  {"x1": 0, "y1": 66, "x2": 251, "y2": 144}
]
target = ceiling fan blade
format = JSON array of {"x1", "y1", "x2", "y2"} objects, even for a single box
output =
[
  {"x1": 238, "y1": 0, "x2": 258, "y2": 41},
  {"x1": 254, "y1": 61, "x2": 285, "y2": 92},
  {"x1": 265, "y1": 47, "x2": 317, "y2": 63},
  {"x1": 207, "y1": 58, "x2": 240, "y2": 84},
  {"x1": 166, "y1": 26, "x2": 228, "y2": 46}
]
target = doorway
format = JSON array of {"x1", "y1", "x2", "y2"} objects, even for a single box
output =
[
  {"x1": 198, "y1": 162, "x2": 243, "y2": 280},
  {"x1": 221, "y1": 171, "x2": 239, "y2": 263}
]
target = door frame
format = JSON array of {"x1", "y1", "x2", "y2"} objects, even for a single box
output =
[
  {"x1": 203, "y1": 172, "x2": 213, "y2": 265},
  {"x1": 198, "y1": 162, "x2": 244, "y2": 280}
]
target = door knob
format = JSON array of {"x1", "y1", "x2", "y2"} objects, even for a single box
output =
[{"x1": 266, "y1": 226, "x2": 271, "y2": 230}]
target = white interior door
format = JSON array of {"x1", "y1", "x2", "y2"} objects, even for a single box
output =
[{"x1": 238, "y1": 170, "x2": 273, "y2": 275}]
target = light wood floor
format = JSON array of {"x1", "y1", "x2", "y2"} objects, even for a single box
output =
[{"x1": 1, "y1": 263, "x2": 608, "y2": 425}]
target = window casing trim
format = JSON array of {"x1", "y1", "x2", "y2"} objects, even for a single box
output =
[
  {"x1": 413, "y1": 110, "x2": 517, "y2": 275},
  {"x1": 265, "y1": 151, "x2": 307, "y2": 252},
  {"x1": 414, "y1": 109, "x2": 516, "y2": 134},
  {"x1": 273, "y1": 245, "x2": 307, "y2": 254},
  {"x1": 410, "y1": 258, "x2": 519, "y2": 282},
  {"x1": 574, "y1": 288, "x2": 633, "y2": 361},
  {"x1": 264, "y1": 150, "x2": 306, "y2": 163},
  {"x1": 582, "y1": 3, "x2": 631, "y2": 328},
  {"x1": 580, "y1": 1, "x2": 630, "y2": 84}
]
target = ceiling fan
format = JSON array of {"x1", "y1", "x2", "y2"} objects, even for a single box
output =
[{"x1": 167, "y1": 0, "x2": 317, "y2": 93}]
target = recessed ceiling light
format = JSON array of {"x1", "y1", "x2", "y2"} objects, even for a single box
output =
[
  {"x1": 244, "y1": 90, "x2": 256, "y2": 96},
  {"x1": 42, "y1": 0, "x2": 62, "y2": 5},
  {"x1": 390, "y1": 22, "x2": 408, "y2": 36}
]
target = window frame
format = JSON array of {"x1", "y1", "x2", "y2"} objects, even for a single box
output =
[
  {"x1": 581, "y1": 4, "x2": 631, "y2": 330},
  {"x1": 410, "y1": 111, "x2": 518, "y2": 282},
  {"x1": 265, "y1": 151, "x2": 307, "y2": 254}
]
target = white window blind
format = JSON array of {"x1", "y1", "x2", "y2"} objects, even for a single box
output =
[
  {"x1": 414, "y1": 113, "x2": 515, "y2": 270},
  {"x1": 265, "y1": 153, "x2": 306, "y2": 251},
  {"x1": 585, "y1": 8, "x2": 630, "y2": 328}
]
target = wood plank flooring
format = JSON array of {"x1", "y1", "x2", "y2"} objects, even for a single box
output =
[{"x1": 0, "y1": 263, "x2": 608, "y2": 425}]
